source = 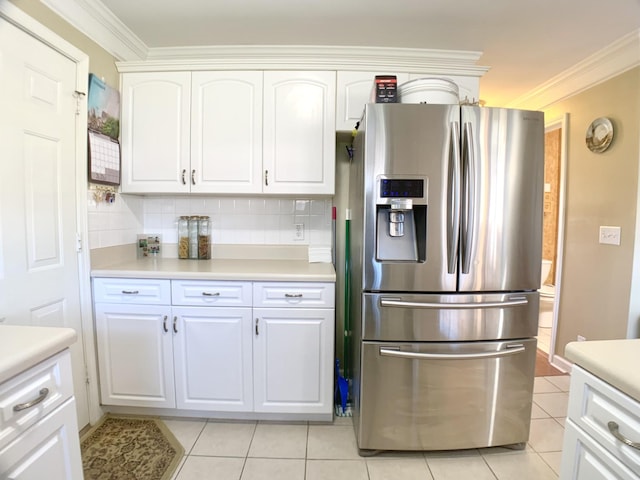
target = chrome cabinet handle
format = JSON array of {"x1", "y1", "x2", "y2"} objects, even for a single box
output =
[
  {"x1": 173, "y1": 316, "x2": 178, "y2": 334},
  {"x1": 380, "y1": 345, "x2": 525, "y2": 360},
  {"x1": 202, "y1": 292, "x2": 220, "y2": 297},
  {"x1": 285, "y1": 293, "x2": 303, "y2": 298},
  {"x1": 13, "y1": 388, "x2": 50, "y2": 412},
  {"x1": 380, "y1": 298, "x2": 528, "y2": 309},
  {"x1": 608, "y1": 421, "x2": 640, "y2": 450},
  {"x1": 191, "y1": 169, "x2": 196, "y2": 185},
  {"x1": 163, "y1": 315, "x2": 168, "y2": 333},
  {"x1": 121, "y1": 290, "x2": 139, "y2": 295},
  {"x1": 264, "y1": 170, "x2": 269, "y2": 186},
  {"x1": 255, "y1": 318, "x2": 259, "y2": 336},
  {"x1": 181, "y1": 169, "x2": 187, "y2": 185}
]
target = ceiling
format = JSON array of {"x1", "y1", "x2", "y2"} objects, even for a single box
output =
[{"x1": 97, "y1": 0, "x2": 640, "y2": 106}]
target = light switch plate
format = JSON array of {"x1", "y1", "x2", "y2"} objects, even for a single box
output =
[{"x1": 599, "y1": 226, "x2": 621, "y2": 245}]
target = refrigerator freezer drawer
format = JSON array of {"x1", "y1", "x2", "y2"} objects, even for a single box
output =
[
  {"x1": 355, "y1": 338, "x2": 536, "y2": 452},
  {"x1": 362, "y1": 291, "x2": 539, "y2": 341}
]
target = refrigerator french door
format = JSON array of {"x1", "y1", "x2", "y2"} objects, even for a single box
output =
[{"x1": 348, "y1": 103, "x2": 544, "y2": 453}]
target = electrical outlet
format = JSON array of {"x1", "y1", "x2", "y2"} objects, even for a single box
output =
[
  {"x1": 577, "y1": 335, "x2": 586, "y2": 342},
  {"x1": 599, "y1": 226, "x2": 621, "y2": 245},
  {"x1": 294, "y1": 223, "x2": 305, "y2": 241}
]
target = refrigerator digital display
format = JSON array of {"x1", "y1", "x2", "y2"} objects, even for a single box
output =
[{"x1": 380, "y1": 179, "x2": 424, "y2": 198}]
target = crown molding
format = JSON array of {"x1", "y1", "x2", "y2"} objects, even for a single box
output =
[
  {"x1": 118, "y1": 45, "x2": 489, "y2": 76},
  {"x1": 508, "y1": 29, "x2": 640, "y2": 110},
  {"x1": 39, "y1": 0, "x2": 147, "y2": 60}
]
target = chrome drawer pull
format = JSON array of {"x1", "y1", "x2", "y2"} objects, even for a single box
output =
[
  {"x1": 379, "y1": 345, "x2": 525, "y2": 360},
  {"x1": 285, "y1": 293, "x2": 303, "y2": 298},
  {"x1": 13, "y1": 388, "x2": 50, "y2": 412},
  {"x1": 608, "y1": 421, "x2": 640, "y2": 450},
  {"x1": 121, "y1": 290, "x2": 139, "y2": 295},
  {"x1": 380, "y1": 298, "x2": 527, "y2": 309},
  {"x1": 202, "y1": 292, "x2": 220, "y2": 297}
]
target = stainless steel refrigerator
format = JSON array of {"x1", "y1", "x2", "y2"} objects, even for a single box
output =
[{"x1": 348, "y1": 103, "x2": 544, "y2": 454}]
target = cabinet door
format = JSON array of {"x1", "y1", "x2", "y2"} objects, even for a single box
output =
[
  {"x1": 0, "y1": 398, "x2": 82, "y2": 480},
  {"x1": 253, "y1": 308, "x2": 334, "y2": 414},
  {"x1": 173, "y1": 306, "x2": 253, "y2": 411},
  {"x1": 263, "y1": 71, "x2": 336, "y2": 195},
  {"x1": 336, "y1": 71, "x2": 409, "y2": 131},
  {"x1": 191, "y1": 72, "x2": 263, "y2": 193},
  {"x1": 94, "y1": 303, "x2": 175, "y2": 408},
  {"x1": 120, "y1": 72, "x2": 191, "y2": 193}
]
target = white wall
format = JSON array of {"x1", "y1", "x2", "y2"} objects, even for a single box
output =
[{"x1": 87, "y1": 193, "x2": 333, "y2": 249}]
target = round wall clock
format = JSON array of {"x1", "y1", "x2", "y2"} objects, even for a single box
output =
[{"x1": 586, "y1": 117, "x2": 614, "y2": 153}]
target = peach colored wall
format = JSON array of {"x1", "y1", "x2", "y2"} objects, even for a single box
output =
[{"x1": 544, "y1": 67, "x2": 640, "y2": 355}]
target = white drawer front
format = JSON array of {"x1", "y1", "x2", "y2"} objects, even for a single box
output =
[
  {"x1": 172, "y1": 280, "x2": 252, "y2": 306},
  {"x1": 253, "y1": 282, "x2": 335, "y2": 308},
  {"x1": 93, "y1": 278, "x2": 171, "y2": 304},
  {"x1": 561, "y1": 419, "x2": 639, "y2": 480},
  {"x1": 0, "y1": 350, "x2": 74, "y2": 449},
  {"x1": 568, "y1": 366, "x2": 640, "y2": 475}
]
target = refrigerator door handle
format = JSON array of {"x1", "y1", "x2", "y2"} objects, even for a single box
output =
[
  {"x1": 379, "y1": 297, "x2": 528, "y2": 309},
  {"x1": 380, "y1": 344, "x2": 526, "y2": 360},
  {"x1": 447, "y1": 121, "x2": 461, "y2": 274},
  {"x1": 461, "y1": 121, "x2": 475, "y2": 274}
]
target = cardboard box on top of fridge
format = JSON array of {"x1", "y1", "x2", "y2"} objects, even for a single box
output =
[{"x1": 370, "y1": 75, "x2": 398, "y2": 103}]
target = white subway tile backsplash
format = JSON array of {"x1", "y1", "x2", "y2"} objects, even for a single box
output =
[{"x1": 89, "y1": 193, "x2": 332, "y2": 250}]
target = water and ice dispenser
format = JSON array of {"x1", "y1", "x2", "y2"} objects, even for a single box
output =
[{"x1": 375, "y1": 176, "x2": 427, "y2": 262}]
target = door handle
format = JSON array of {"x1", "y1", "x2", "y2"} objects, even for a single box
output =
[
  {"x1": 173, "y1": 316, "x2": 178, "y2": 334},
  {"x1": 379, "y1": 298, "x2": 528, "y2": 309},
  {"x1": 181, "y1": 169, "x2": 186, "y2": 185},
  {"x1": 380, "y1": 345, "x2": 525, "y2": 360},
  {"x1": 163, "y1": 315, "x2": 168, "y2": 333},
  {"x1": 191, "y1": 169, "x2": 196, "y2": 185},
  {"x1": 202, "y1": 292, "x2": 220, "y2": 297},
  {"x1": 447, "y1": 121, "x2": 461, "y2": 274},
  {"x1": 461, "y1": 121, "x2": 475, "y2": 274},
  {"x1": 255, "y1": 318, "x2": 259, "y2": 336}
]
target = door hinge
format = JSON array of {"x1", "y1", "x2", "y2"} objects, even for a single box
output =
[
  {"x1": 85, "y1": 365, "x2": 90, "y2": 386},
  {"x1": 76, "y1": 232, "x2": 82, "y2": 252}
]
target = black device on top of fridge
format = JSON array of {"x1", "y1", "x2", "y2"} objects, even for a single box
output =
[{"x1": 348, "y1": 103, "x2": 544, "y2": 454}]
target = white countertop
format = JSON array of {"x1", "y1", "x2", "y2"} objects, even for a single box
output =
[
  {"x1": 565, "y1": 339, "x2": 640, "y2": 402},
  {"x1": 0, "y1": 325, "x2": 77, "y2": 384},
  {"x1": 90, "y1": 244, "x2": 336, "y2": 282}
]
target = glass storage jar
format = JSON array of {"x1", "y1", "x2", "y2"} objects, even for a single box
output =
[
  {"x1": 198, "y1": 216, "x2": 211, "y2": 259},
  {"x1": 178, "y1": 216, "x2": 189, "y2": 259},
  {"x1": 188, "y1": 216, "x2": 199, "y2": 259}
]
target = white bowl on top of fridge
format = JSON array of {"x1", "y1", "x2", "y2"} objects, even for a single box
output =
[{"x1": 398, "y1": 77, "x2": 460, "y2": 104}]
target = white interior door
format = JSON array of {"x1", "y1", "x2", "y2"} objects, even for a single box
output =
[{"x1": 0, "y1": 17, "x2": 90, "y2": 428}]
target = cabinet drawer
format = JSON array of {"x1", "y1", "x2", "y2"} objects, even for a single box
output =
[
  {"x1": 172, "y1": 280, "x2": 252, "y2": 306},
  {"x1": 253, "y1": 282, "x2": 335, "y2": 308},
  {"x1": 93, "y1": 278, "x2": 171, "y2": 304},
  {"x1": 567, "y1": 366, "x2": 640, "y2": 475},
  {"x1": 0, "y1": 350, "x2": 74, "y2": 449}
]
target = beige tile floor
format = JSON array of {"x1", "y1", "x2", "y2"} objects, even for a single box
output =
[{"x1": 164, "y1": 375, "x2": 570, "y2": 480}]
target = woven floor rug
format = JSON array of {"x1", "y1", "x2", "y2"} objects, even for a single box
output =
[{"x1": 80, "y1": 414, "x2": 184, "y2": 480}]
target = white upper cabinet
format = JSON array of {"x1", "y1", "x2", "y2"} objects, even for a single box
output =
[
  {"x1": 121, "y1": 70, "x2": 335, "y2": 195},
  {"x1": 191, "y1": 71, "x2": 263, "y2": 194},
  {"x1": 120, "y1": 72, "x2": 191, "y2": 193},
  {"x1": 263, "y1": 71, "x2": 336, "y2": 195},
  {"x1": 335, "y1": 71, "x2": 409, "y2": 132}
]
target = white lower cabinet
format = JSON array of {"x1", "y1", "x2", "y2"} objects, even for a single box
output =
[
  {"x1": 560, "y1": 365, "x2": 640, "y2": 479},
  {"x1": 94, "y1": 303, "x2": 175, "y2": 408},
  {"x1": 253, "y1": 308, "x2": 334, "y2": 414},
  {"x1": 172, "y1": 306, "x2": 253, "y2": 411},
  {"x1": 93, "y1": 278, "x2": 335, "y2": 418},
  {"x1": 0, "y1": 350, "x2": 82, "y2": 479}
]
